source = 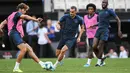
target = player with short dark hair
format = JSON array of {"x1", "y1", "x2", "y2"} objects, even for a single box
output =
[
  {"x1": 54, "y1": 6, "x2": 85, "y2": 69},
  {"x1": 93, "y1": 0, "x2": 122, "y2": 66},
  {"x1": 0, "y1": 3, "x2": 47, "y2": 72}
]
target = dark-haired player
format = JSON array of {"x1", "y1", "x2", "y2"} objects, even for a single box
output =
[
  {"x1": 54, "y1": 6, "x2": 84, "y2": 69},
  {"x1": 83, "y1": 3, "x2": 98, "y2": 67},
  {"x1": 93, "y1": 0, "x2": 122, "y2": 66}
]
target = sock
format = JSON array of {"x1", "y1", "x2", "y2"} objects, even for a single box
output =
[
  {"x1": 87, "y1": 58, "x2": 92, "y2": 65},
  {"x1": 14, "y1": 62, "x2": 20, "y2": 70},
  {"x1": 38, "y1": 61, "x2": 44, "y2": 66},
  {"x1": 54, "y1": 60, "x2": 59, "y2": 67},
  {"x1": 97, "y1": 59, "x2": 101, "y2": 65}
]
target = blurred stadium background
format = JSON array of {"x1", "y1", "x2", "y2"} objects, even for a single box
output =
[{"x1": 0, "y1": 0, "x2": 130, "y2": 58}]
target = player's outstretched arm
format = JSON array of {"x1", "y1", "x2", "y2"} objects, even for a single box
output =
[
  {"x1": 20, "y1": 15, "x2": 43, "y2": 22},
  {"x1": 115, "y1": 16, "x2": 122, "y2": 38}
]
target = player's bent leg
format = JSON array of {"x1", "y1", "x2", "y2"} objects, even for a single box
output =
[
  {"x1": 17, "y1": 43, "x2": 27, "y2": 63},
  {"x1": 58, "y1": 45, "x2": 68, "y2": 61},
  {"x1": 56, "y1": 49, "x2": 61, "y2": 57},
  {"x1": 26, "y1": 43, "x2": 40, "y2": 62},
  {"x1": 95, "y1": 40, "x2": 105, "y2": 67},
  {"x1": 97, "y1": 40, "x2": 105, "y2": 59},
  {"x1": 84, "y1": 47, "x2": 93, "y2": 67},
  {"x1": 92, "y1": 37, "x2": 99, "y2": 57},
  {"x1": 13, "y1": 43, "x2": 27, "y2": 72},
  {"x1": 55, "y1": 49, "x2": 64, "y2": 66},
  {"x1": 25, "y1": 43, "x2": 45, "y2": 69},
  {"x1": 98, "y1": 40, "x2": 106, "y2": 66},
  {"x1": 54, "y1": 45, "x2": 68, "y2": 68}
]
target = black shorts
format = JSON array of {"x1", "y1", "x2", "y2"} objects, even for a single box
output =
[
  {"x1": 57, "y1": 38, "x2": 76, "y2": 50},
  {"x1": 95, "y1": 28, "x2": 109, "y2": 41}
]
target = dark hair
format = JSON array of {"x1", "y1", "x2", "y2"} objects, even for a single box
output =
[
  {"x1": 86, "y1": 3, "x2": 96, "y2": 12},
  {"x1": 39, "y1": 21, "x2": 46, "y2": 28},
  {"x1": 17, "y1": 3, "x2": 29, "y2": 10},
  {"x1": 71, "y1": 6, "x2": 77, "y2": 11}
]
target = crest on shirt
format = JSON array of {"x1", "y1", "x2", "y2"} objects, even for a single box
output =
[
  {"x1": 74, "y1": 19, "x2": 78, "y2": 23},
  {"x1": 105, "y1": 11, "x2": 108, "y2": 14}
]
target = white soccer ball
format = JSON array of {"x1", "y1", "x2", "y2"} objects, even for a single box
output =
[{"x1": 44, "y1": 61, "x2": 54, "y2": 71}]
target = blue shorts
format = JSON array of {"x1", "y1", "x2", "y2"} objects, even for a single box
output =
[
  {"x1": 57, "y1": 38, "x2": 76, "y2": 50},
  {"x1": 95, "y1": 28, "x2": 109, "y2": 41},
  {"x1": 9, "y1": 30, "x2": 24, "y2": 46}
]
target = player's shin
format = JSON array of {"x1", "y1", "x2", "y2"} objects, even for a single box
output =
[
  {"x1": 54, "y1": 51, "x2": 66, "y2": 67},
  {"x1": 54, "y1": 46, "x2": 68, "y2": 67},
  {"x1": 14, "y1": 48, "x2": 27, "y2": 70}
]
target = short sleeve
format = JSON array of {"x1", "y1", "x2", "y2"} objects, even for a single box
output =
[
  {"x1": 13, "y1": 12, "x2": 22, "y2": 24},
  {"x1": 59, "y1": 15, "x2": 66, "y2": 23},
  {"x1": 79, "y1": 17, "x2": 84, "y2": 25},
  {"x1": 14, "y1": 12, "x2": 22, "y2": 19},
  {"x1": 108, "y1": 9, "x2": 117, "y2": 18}
]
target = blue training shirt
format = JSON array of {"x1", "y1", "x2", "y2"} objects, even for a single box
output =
[
  {"x1": 98, "y1": 9, "x2": 117, "y2": 29},
  {"x1": 12, "y1": 12, "x2": 22, "y2": 29},
  {"x1": 59, "y1": 14, "x2": 84, "y2": 39}
]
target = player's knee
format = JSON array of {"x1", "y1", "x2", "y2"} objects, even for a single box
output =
[
  {"x1": 21, "y1": 48, "x2": 27, "y2": 53},
  {"x1": 61, "y1": 49, "x2": 67, "y2": 54}
]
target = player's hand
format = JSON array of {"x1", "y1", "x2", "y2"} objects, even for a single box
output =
[
  {"x1": 37, "y1": 18, "x2": 43, "y2": 22},
  {"x1": 118, "y1": 30, "x2": 122, "y2": 38},
  {"x1": 88, "y1": 25, "x2": 96, "y2": 29},
  {"x1": 77, "y1": 38, "x2": 80, "y2": 43},
  {"x1": 56, "y1": 24, "x2": 61, "y2": 30}
]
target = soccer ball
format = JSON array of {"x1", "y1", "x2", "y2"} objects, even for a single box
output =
[{"x1": 44, "y1": 61, "x2": 54, "y2": 71}]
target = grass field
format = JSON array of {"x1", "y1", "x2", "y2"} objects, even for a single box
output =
[{"x1": 0, "y1": 58, "x2": 130, "y2": 73}]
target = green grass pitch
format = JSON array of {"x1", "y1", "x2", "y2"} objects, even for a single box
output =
[{"x1": 0, "y1": 58, "x2": 130, "y2": 73}]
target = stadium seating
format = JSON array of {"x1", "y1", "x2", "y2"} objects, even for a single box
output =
[
  {"x1": 114, "y1": 0, "x2": 126, "y2": 12},
  {"x1": 53, "y1": 0, "x2": 66, "y2": 11},
  {"x1": 52, "y1": 0, "x2": 130, "y2": 12},
  {"x1": 125, "y1": 0, "x2": 130, "y2": 12},
  {"x1": 65, "y1": 0, "x2": 78, "y2": 11},
  {"x1": 78, "y1": 0, "x2": 90, "y2": 11},
  {"x1": 89, "y1": 0, "x2": 102, "y2": 9}
]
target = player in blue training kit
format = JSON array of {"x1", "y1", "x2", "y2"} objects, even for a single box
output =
[
  {"x1": 92, "y1": 0, "x2": 122, "y2": 66},
  {"x1": 54, "y1": 6, "x2": 84, "y2": 69}
]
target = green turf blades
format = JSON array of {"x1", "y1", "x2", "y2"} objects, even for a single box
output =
[{"x1": 0, "y1": 58, "x2": 130, "y2": 73}]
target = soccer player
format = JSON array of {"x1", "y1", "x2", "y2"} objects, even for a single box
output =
[
  {"x1": 93, "y1": 0, "x2": 122, "y2": 66},
  {"x1": 54, "y1": 6, "x2": 84, "y2": 69},
  {"x1": 83, "y1": 3, "x2": 98, "y2": 67},
  {"x1": 0, "y1": 3, "x2": 46, "y2": 72}
]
